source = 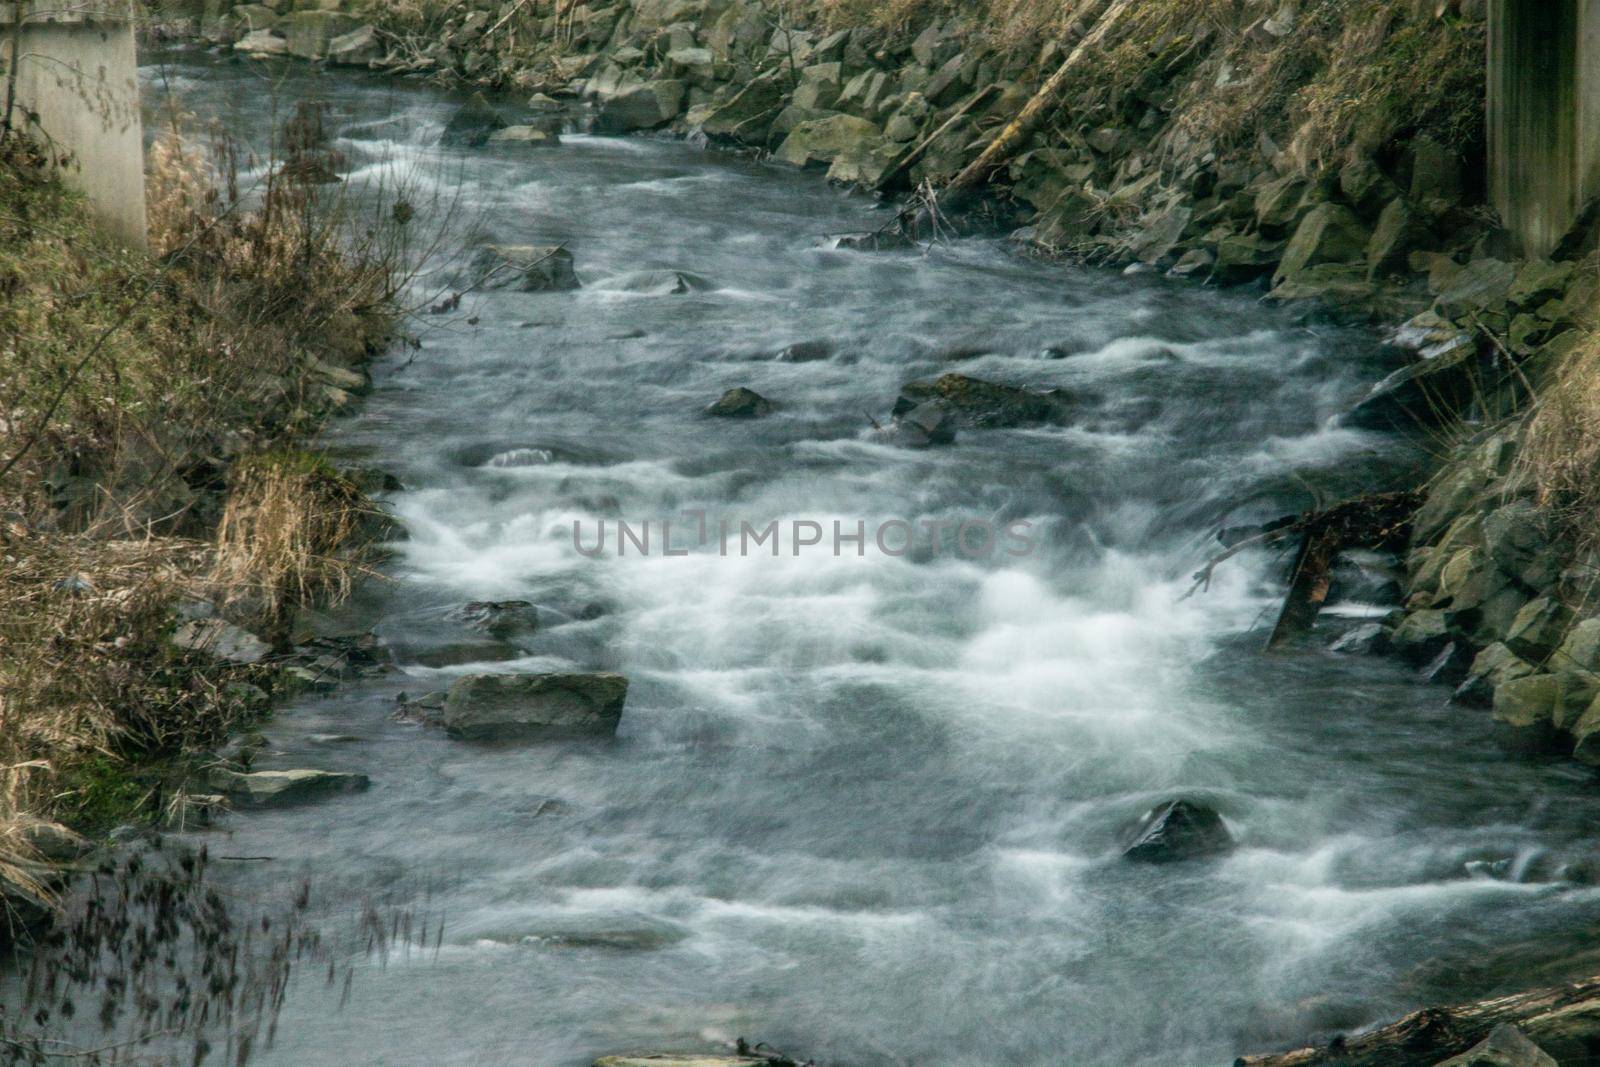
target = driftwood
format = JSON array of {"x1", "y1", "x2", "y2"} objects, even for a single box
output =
[
  {"x1": 1236, "y1": 973, "x2": 1600, "y2": 1065},
  {"x1": 942, "y1": 0, "x2": 1134, "y2": 202},
  {"x1": 1187, "y1": 490, "x2": 1421, "y2": 649}
]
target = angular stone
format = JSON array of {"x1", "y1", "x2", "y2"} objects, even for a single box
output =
[
  {"x1": 1367, "y1": 199, "x2": 1431, "y2": 279},
  {"x1": 1505, "y1": 596, "x2": 1573, "y2": 660},
  {"x1": 774, "y1": 114, "x2": 881, "y2": 169},
  {"x1": 595, "y1": 80, "x2": 686, "y2": 133},
  {"x1": 281, "y1": 9, "x2": 359, "y2": 59},
  {"x1": 234, "y1": 29, "x2": 289, "y2": 55},
  {"x1": 894, "y1": 374, "x2": 1077, "y2": 429},
  {"x1": 1330, "y1": 622, "x2": 1390, "y2": 655},
  {"x1": 1254, "y1": 174, "x2": 1310, "y2": 230},
  {"x1": 1552, "y1": 618, "x2": 1600, "y2": 673},
  {"x1": 1390, "y1": 609, "x2": 1451, "y2": 661},
  {"x1": 1435, "y1": 258, "x2": 1518, "y2": 319},
  {"x1": 431, "y1": 673, "x2": 629, "y2": 741},
  {"x1": 440, "y1": 93, "x2": 509, "y2": 148},
  {"x1": 705, "y1": 387, "x2": 774, "y2": 418},
  {"x1": 1211, "y1": 233, "x2": 1284, "y2": 284},
  {"x1": 1273, "y1": 204, "x2": 1371, "y2": 286},
  {"x1": 489, "y1": 125, "x2": 561, "y2": 147},
  {"x1": 1493, "y1": 673, "x2": 1561, "y2": 729},
  {"x1": 327, "y1": 23, "x2": 379, "y2": 66},
  {"x1": 448, "y1": 600, "x2": 539, "y2": 638},
  {"x1": 172, "y1": 619, "x2": 271, "y2": 665},
  {"x1": 213, "y1": 769, "x2": 370, "y2": 809},
  {"x1": 1123, "y1": 799, "x2": 1233, "y2": 863},
  {"x1": 470, "y1": 245, "x2": 580, "y2": 292},
  {"x1": 1509, "y1": 259, "x2": 1576, "y2": 308},
  {"x1": 698, "y1": 75, "x2": 784, "y2": 142},
  {"x1": 1456, "y1": 642, "x2": 1538, "y2": 707}
]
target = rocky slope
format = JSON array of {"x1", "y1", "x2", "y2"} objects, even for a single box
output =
[{"x1": 159, "y1": 0, "x2": 1600, "y2": 754}]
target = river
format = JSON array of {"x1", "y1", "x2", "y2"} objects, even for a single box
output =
[{"x1": 129, "y1": 50, "x2": 1600, "y2": 1067}]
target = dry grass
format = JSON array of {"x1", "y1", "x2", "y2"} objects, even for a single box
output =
[
  {"x1": 211, "y1": 454, "x2": 376, "y2": 633},
  {"x1": 1523, "y1": 306, "x2": 1600, "y2": 554},
  {"x1": 0, "y1": 112, "x2": 402, "y2": 916}
]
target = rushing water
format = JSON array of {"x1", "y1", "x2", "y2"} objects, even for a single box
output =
[{"x1": 130, "y1": 52, "x2": 1600, "y2": 1066}]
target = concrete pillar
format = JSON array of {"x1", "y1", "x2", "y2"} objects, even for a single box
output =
[
  {"x1": 0, "y1": 0, "x2": 148, "y2": 248},
  {"x1": 1488, "y1": 0, "x2": 1600, "y2": 258}
]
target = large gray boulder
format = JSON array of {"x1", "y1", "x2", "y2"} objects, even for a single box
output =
[
  {"x1": 595, "y1": 80, "x2": 686, "y2": 133},
  {"x1": 171, "y1": 618, "x2": 270, "y2": 665},
  {"x1": 431, "y1": 673, "x2": 630, "y2": 741},
  {"x1": 893, "y1": 373, "x2": 1077, "y2": 429},
  {"x1": 1272, "y1": 203, "x2": 1371, "y2": 287},
  {"x1": 698, "y1": 76, "x2": 786, "y2": 142},
  {"x1": 705, "y1": 387, "x2": 774, "y2": 418},
  {"x1": 327, "y1": 24, "x2": 380, "y2": 66},
  {"x1": 441, "y1": 93, "x2": 509, "y2": 147},
  {"x1": 281, "y1": 10, "x2": 359, "y2": 59}
]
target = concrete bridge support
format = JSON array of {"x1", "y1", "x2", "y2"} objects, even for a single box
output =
[
  {"x1": 0, "y1": 1, "x2": 147, "y2": 247},
  {"x1": 1488, "y1": 0, "x2": 1600, "y2": 258}
]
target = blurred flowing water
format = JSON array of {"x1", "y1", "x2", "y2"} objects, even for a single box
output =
[{"x1": 127, "y1": 50, "x2": 1600, "y2": 1067}]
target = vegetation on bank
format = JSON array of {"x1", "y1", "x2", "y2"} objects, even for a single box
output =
[{"x1": 0, "y1": 123, "x2": 400, "y2": 924}]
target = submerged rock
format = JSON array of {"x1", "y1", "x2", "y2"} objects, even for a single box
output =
[
  {"x1": 212, "y1": 769, "x2": 370, "y2": 809},
  {"x1": 1122, "y1": 799, "x2": 1234, "y2": 863},
  {"x1": 470, "y1": 245, "x2": 580, "y2": 292},
  {"x1": 705, "y1": 387, "x2": 774, "y2": 418},
  {"x1": 489, "y1": 125, "x2": 562, "y2": 147},
  {"x1": 430, "y1": 672, "x2": 629, "y2": 741},
  {"x1": 607, "y1": 269, "x2": 713, "y2": 295},
  {"x1": 893, "y1": 373, "x2": 1077, "y2": 429},
  {"x1": 449, "y1": 600, "x2": 540, "y2": 638},
  {"x1": 594, "y1": 1058, "x2": 771, "y2": 1067},
  {"x1": 775, "y1": 339, "x2": 834, "y2": 363},
  {"x1": 877, "y1": 399, "x2": 956, "y2": 448}
]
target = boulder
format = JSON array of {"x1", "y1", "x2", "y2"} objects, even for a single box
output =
[
  {"x1": 698, "y1": 76, "x2": 785, "y2": 142},
  {"x1": 1330, "y1": 622, "x2": 1390, "y2": 655},
  {"x1": 665, "y1": 46, "x2": 717, "y2": 86},
  {"x1": 1433, "y1": 1024, "x2": 1557, "y2": 1067},
  {"x1": 1272, "y1": 204, "x2": 1371, "y2": 287},
  {"x1": 1435, "y1": 258, "x2": 1518, "y2": 319},
  {"x1": 595, "y1": 80, "x2": 686, "y2": 133},
  {"x1": 448, "y1": 600, "x2": 539, "y2": 638},
  {"x1": 234, "y1": 29, "x2": 289, "y2": 55},
  {"x1": 705, "y1": 387, "x2": 774, "y2": 418},
  {"x1": 1367, "y1": 199, "x2": 1432, "y2": 279},
  {"x1": 441, "y1": 93, "x2": 509, "y2": 147},
  {"x1": 1389, "y1": 609, "x2": 1452, "y2": 662},
  {"x1": 1493, "y1": 673, "x2": 1561, "y2": 730},
  {"x1": 893, "y1": 373, "x2": 1076, "y2": 429},
  {"x1": 171, "y1": 619, "x2": 271, "y2": 665},
  {"x1": 1552, "y1": 618, "x2": 1600, "y2": 673},
  {"x1": 774, "y1": 114, "x2": 882, "y2": 169},
  {"x1": 1254, "y1": 175, "x2": 1311, "y2": 231},
  {"x1": 776, "y1": 339, "x2": 834, "y2": 363},
  {"x1": 212, "y1": 769, "x2": 370, "y2": 809},
  {"x1": 430, "y1": 672, "x2": 629, "y2": 741},
  {"x1": 281, "y1": 10, "x2": 359, "y2": 60},
  {"x1": 1123, "y1": 799, "x2": 1234, "y2": 863},
  {"x1": 489, "y1": 125, "x2": 561, "y2": 147},
  {"x1": 1505, "y1": 597, "x2": 1573, "y2": 660},
  {"x1": 792, "y1": 62, "x2": 843, "y2": 111},
  {"x1": 470, "y1": 245, "x2": 580, "y2": 292},
  {"x1": 327, "y1": 24, "x2": 379, "y2": 66},
  {"x1": 1211, "y1": 233, "x2": 1284, "y2": 285}
]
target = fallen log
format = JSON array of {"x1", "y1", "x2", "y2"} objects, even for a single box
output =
[
  {"x1": 1236, "y1": 974, "x2": 1600, "y2": 1066},
  {"x1": 941, "y1": 0, "x2": 1133, "y2": 203}
]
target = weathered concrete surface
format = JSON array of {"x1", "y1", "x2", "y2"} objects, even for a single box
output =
[
  {"x1": 0, "y1": 0, "x2": 148, "y2": 246},
  {"x1": 1488, "y1": 0, "x2": 1600, "y2": 257}
]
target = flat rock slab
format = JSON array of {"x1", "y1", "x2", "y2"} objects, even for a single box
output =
[
  {"x1": 214, "y1": 769, "x2": 370, "y2": 809},
  {"x1": 171, "y1": 618, "x2": 271, "y2": 665},
  {"x1": 431, "y1": 672, "x2": 629, "y2": 742}
]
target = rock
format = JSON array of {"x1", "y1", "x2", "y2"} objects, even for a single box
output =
[
  {"x1": 1435, "y1": 258, "x2": 1518, "y2": 319},
  {"x1": 1552, "y1": 618, "x2": 1600, "y2": 673},
  {"x1": 1268, "y1": 263, "x2": 1376, "y2": 305},
  {"x1": 429, "y1": 672, "x2": 629, "y2": 741},
  {"x1": 212, "y1": 769, "x2": 370, "y2": 809},
  {"x1": 595, "y1": 79, "x2": 686, "y2": 132},
  {"x1": 1409, "y1": 136, "x2": 1465, "y2": 210},
  {"x1": 448, "y1": 600, "x2": 539, "y2": 638},
  {"x1": 327, "y1": 23, "x2": 379, "y2": 66},
  {"x1": 776, "y1": 339, "x2": 833, "y2": 363},
  {"x1": 1483, "y1": 501, "x2": 1560, "y2": 590},
  {"x1": 879, "y1": 399, "x2": 956, "y2": 448},
  {"x1": 1421, "y1": 641, "x2": 1474, "y2": 686},
  {"x1": 1123, "y1": 799, "x2": 1234, "y2": 863},
  {"x1": 172, "y1": 619, "x2": 271, "y2": 665},
  {"x1": 1505, "y1": 597, "x2": 1573, "y2": 660},
  {"x1": 234, "y1": 29, "x2": 289, "y2": 55},
  {"x1": 441, "y1": 93, "x2": 509, "y2": 148},
  {"x1": 607, "y1": 269, "x2": 713, "y2": 295},
  {"x1": 1273, "y1": 203, "x2": 1371, "y2": 287},
  {"x1": 1509, "y1": 259, "x2": 1576, "y2": 308},
  {"x1": 1330, "y1": 622, "x2": 1390, "y2": 655},
  {"x1": 774, "y1": 113, "x2": 881, "y2": 169},
  {"x1": 1493, "y1": 674, "x2": 1561, "y2": 730},
  {"x1": 1389, "y1": 609, "x2": 1452, "y2": 662},
  {"x1": 1254, "y1": 175, "x2": 1311, "y2": 230},
  {"x1": 698, "y1": 75, "x2": 784, "y2": 142},
  {"x1": 16, "y1": 818, "x2": 91, "y2": 862},
  {"x1": 792, "y1": 62, "x2": 843, "y2": 111},
  {"x1": 281, "y1": 9, "x2": 359, "y2": 60},
  {"x1": 1343, "y1": 340, "x2": 1477, "y2": 431},
  {"x1": 893, "y1": 373, "x2": 1076, "y2": 429},
  {"x1": 1367, "y1": 199, "x2": 1431, "y2": 278},
  {"x1": 1433, "y1": 1024, "x2": 1557, "y2": 1067},
  {"x1": 705, "y1": 387, "x2": 774, "y2": 418},
  {"x1": 1211, "y1": 233, "x2": 1284, "y2": 285},
  {"x1": 665, "y1": 46, "x2": 717, "y2": 86},
  {"x1": 594, "y1": 1057, "x2": 770, "y2": 1067},
  {"x1": 489, "y1": 125, "x2": 561, "y2": 147},
  {"x1": 1339, "y1": 156, "x2": 1398, "y2": 216},
  {"x1": 1169, "y1": 248, "x2": 1214, "y2": 278},
  {"x1": 470, "y1": 245, "x2": 580, "y2": 292}
]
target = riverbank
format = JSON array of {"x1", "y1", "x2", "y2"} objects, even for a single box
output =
[
  {"x1": 0, "y1": 126, "x2": 399, "y2": 936},
  {"x1": 160, "y1": 0, "x2": 1600, "y2": 776}
]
